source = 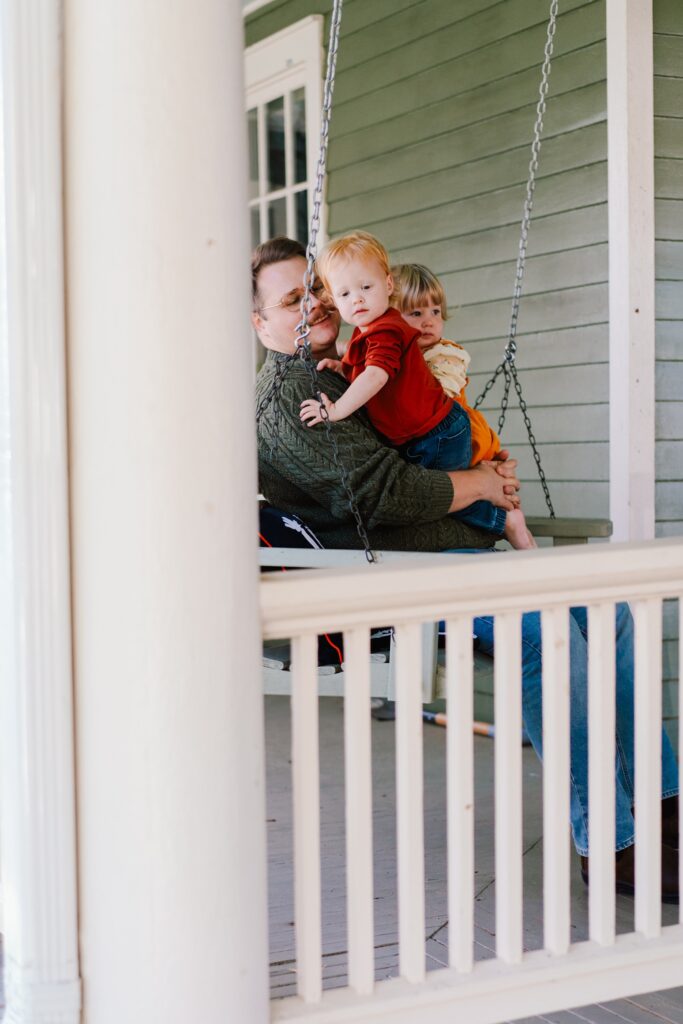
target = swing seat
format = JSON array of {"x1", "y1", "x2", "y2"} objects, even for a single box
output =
[{"x1": 259, "y1": 509, "x2": 612, "y2": 706}]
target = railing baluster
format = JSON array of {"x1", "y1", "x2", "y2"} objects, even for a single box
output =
[
  {"x1": 343, "y1": 628, "x2": 374, "y2": 995},
  {"x1": 291, "y1": 633, "x2": 322, "y2": 1002},
  {"x1": 633, "y1": 598, "x2": 663, "y2": 939},
  {"x1": 446, "y1": 617, "x2": 474, "y2": 973},
  {"x1": 394, "y1": 622, "x2": 426, "y2": 983},
  {"x1": 588, "y1": 602, "x2": 616, "y2": 945},
  {"x1": 541, "y1": 606, "x2": 571, "y2": 955},
  {"x1": 494, "y1": 611, "x2": 523, "y2": 964}
]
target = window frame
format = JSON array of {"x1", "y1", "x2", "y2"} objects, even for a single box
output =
[{"x1": 244, "y1": 16, "x2": 326, "y2": 248}]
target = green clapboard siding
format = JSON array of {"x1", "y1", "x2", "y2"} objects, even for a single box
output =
[{"x1": 247, "y1": 0, "x2": 683, "y2": 721}]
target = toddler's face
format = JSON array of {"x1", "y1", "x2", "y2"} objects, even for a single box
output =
[
  {"x1": 326, "y1": 256, "x2": 393, "y2": 329},
  {"x1": 400, "y1": 302, "x2": 444, "y2": 351}
]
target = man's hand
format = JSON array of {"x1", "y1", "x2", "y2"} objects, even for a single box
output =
[
  {"x1": 317, "y1": 357, "x2": 345, "y2": 376},
  {"x1": 447, "y1": 461, "x2": 520, "y2": 514},
  {"x1": 482, "y1": 455, "x2": 519, "y2": 495},
  {"x1": 300, "y1": 392, "x2": 337, "y2": 427}
]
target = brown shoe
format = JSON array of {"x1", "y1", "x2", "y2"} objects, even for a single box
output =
[
  {"x1": 662, "y1": 796, "x2": 679, "y2": 850},
  {"x1": 580, "y1": 842, "x2": 679, "y2": 904}
]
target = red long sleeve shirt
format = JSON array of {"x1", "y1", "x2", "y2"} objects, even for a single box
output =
[{"x1": 341, "y1": 308, "x2": 452, "y2": 445}]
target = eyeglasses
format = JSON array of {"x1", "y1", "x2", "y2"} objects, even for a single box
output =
[{"x1": 258, "y1": 280, "x2": 326, "y2": 314}]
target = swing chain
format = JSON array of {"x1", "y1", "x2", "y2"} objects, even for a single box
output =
[
  {"x1": 474, "y1": 0, "x2": 559, "y2": 518},
  {"x1": 295, "y1": 0, "x2": 344, "y2": 353},
  {"x1": 505, "y1": 0, "x2": 559, "y2": 364},
  {"x1": 297, "y1": 350, "x2": 377, "y2": 561},
  {"x1": 257, "y1": 0, "x2": 376, "y2": 561},
  {"x1": 293, "y1": 0, "x2": 376, "y2": 562},
  {"x1": 510, "y1": 363, "x2": 556, "y2": 517},
  {"x1": 256, "y1": 351, "x2": 291, "y2": 458}
]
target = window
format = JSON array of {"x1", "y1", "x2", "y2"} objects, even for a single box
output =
[{"x1": 244, "y1": 17, "x2": 324, "y2": 248}]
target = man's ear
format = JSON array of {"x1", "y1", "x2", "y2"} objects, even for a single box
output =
[{"x1": 252, "y1": 309, "x2": 266, "y2": 339}]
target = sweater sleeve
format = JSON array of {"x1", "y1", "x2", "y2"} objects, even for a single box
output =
[{"x1": 257, "y1": 361, "x2": 454, "y2": 528}]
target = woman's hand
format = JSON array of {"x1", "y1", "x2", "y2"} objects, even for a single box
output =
[{"x1": 300, "y1": 392, "x2": 337, "y2": 427}]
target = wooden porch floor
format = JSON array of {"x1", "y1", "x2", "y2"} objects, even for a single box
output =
[{"x1": 266, "y1": 695, "x2": 683, "y2": 1022}]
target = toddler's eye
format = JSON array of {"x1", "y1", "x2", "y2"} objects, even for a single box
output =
[{"x1": 362, "y1": 284, "x2": 373, "y2": 291}]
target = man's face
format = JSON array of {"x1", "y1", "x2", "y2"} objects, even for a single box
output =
[{"x1": 252, "y1": 256, "x2": 341, "y2": 358}]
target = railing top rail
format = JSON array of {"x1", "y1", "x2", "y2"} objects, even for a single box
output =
[{"x1": 260, "y1": 537, "x2": 683, "y2": 639}]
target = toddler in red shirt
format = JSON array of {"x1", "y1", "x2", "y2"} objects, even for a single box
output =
[{"x1": 299, "y1": 231, "x2": 528, "y2": 545}]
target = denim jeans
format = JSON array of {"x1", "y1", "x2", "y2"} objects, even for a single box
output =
[
  {"x1": 400, "y1": 404, "x2": 507, "y2": 535},
  {"x1": 473, "y1": 603, "x2": 679, "y2": 855}
]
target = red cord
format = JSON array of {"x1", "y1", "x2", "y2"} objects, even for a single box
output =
[{"x1": 259, "y1": 532, "x2": 342, "y2": 665}]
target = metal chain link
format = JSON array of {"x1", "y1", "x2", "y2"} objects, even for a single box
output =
[
  {"x1": 294, "y1": 0, "x2": 376, "y2": 561},
  {"x1": 474, "y1": 0, "x2": 559, "y2": 517},
  {"x1": 255, "y1": 0, "x2": 377, "y2": 561},
  {"x1": 295, "y1": 0, "x2": 344, "y2": 352}
]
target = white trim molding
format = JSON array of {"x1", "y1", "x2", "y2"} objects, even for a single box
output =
[
  {"x1": 245, "y1": 16, "x2": 326, "y2": 245},
  {"x1": 0, "y1": 1, "x2": 81, "y2": 1022},
  {"x1": 243, "y1": 0, "x2": 278, "y2": 18},
  {"x1": 607, "y1": 0, "x2": 656, "y2": 542}
]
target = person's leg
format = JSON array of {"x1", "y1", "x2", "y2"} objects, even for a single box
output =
[
  {"x1": 400, "y1": 403, "x2": 472, "y2": 472},
  {"x1": 473, "y1": 609, "x2": 635, "y2": 855},
  {"x1": 401, "y1": 409, "x2": 507, "y2": 536},
  {"x1": 569, "y1": 603, "x2": 679, "y2": 807}
]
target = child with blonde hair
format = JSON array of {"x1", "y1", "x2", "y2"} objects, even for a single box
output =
[
  {"x1": 392, "y1": 261, "x2": 535, "y2": 547},
  {"x1": 299, "y1": 231, "x2": 532, "y2": 547}
]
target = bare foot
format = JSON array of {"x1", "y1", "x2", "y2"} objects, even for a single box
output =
[{"x1": 504, "y1": 508, "x2": 537, "y2": 550}]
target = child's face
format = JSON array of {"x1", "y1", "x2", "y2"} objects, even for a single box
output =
[
  {"x1": 400, "y1": 301, "x2": 444, "y2": 351},
  {"x1": 326, "y1": 256, "x2": 393, "y2": 330}
]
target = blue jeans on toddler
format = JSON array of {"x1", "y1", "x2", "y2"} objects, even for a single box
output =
[{"x1": 399, "y1": 403, "x2": 507, "y2": 536}]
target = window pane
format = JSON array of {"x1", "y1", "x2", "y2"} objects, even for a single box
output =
[
  {"x1": 250, "y1": 207, "x2": 261, "y2": 249},
  {"x1": 295, "y1": 189, "x2": 308, "y2": 245},
  {"x1": 248, "y1": 107, "x2": 259, "y2": 199},
  {"x1": 266, "y1": 97, "x2": 286, "y2": 191},
  {"x1": 267, "y1": 197, "x2": 287, "y2": 238},
  {"x1": 292, "y1": 88, "x2": 307, "y2": 184}
]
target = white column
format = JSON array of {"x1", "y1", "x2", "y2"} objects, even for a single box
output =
[
  {"x1": 63, "y1": 2, "x2": 269, "y2": 1023},
  {"x1": 607, "y1": 0, "x2": 656, "y2": 542},
  {"x1": 0, "y1": 1, "x2": 82, "y2": 1022}
]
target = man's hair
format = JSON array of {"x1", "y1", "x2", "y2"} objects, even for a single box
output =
[
  {"x1": 251, "y1": 236, "x2": 306, "y2": 309},
  {"x1": 316, "y1": 231, "x2": 390, "y2": 291},
  {"x1": 390, "y1": 263, "x2": 449, "y2": 321}
]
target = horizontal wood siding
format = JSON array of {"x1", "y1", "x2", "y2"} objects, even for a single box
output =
[{"x1": 654, "y1": 1, "x2": 683, "y2": 737}]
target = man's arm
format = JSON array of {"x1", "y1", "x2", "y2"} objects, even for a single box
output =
[
  {"x1": 257, "y1": 362, "x2": 518, "y2": 529},
  {"x1": 446, "y1": 462, "x2": 520, "y2": 514}
]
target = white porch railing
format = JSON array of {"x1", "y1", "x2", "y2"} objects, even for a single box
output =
[{"x1": 260, "y1": 538, "x2": 683, "y2": 1024}]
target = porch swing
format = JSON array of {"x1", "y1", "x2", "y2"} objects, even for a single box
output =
[{"x1": 259, "y1": 0, "x2": 612, "y2": 702}]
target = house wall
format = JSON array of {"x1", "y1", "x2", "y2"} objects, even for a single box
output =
[
  {"x1": 245, "y1": 0, "x2": 683, "y2": 737},
  {"x1": 654, "y1": 3, "x2": 683, "y2": 736}
]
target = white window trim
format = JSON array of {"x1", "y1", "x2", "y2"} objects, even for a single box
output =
[
  {"x1": 243, "y1": 0, "x2": 277, "y2": 17},
  {"x1": 244, "y1": 15, "x2": 326, "y2": 246}
]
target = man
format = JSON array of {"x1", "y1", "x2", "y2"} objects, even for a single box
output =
[
  {"x1": 253, "y1": 236, "x2": 679, "y2": 901},
  {"x1": 253, "y1": 236, "x2": 518, "y2": 552}
]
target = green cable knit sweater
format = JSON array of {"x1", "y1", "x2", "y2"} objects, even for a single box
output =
[{"x1": 256, "y1": 351, "x2": 498, "y2": 552}]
